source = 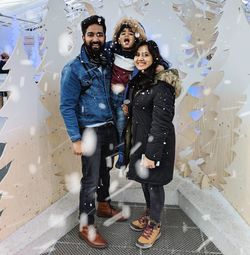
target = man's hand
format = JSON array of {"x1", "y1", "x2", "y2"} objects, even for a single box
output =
[{"x1": 72, "y1": 140, "x2": 83, "y2": 156}]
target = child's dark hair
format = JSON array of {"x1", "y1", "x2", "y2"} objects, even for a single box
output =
[
  {"x1": 116, "y1": 24, "x2": 132, "y2": 39},
  {"x1": 112, "y1": 17, "x2": 147, "y2": 46}
]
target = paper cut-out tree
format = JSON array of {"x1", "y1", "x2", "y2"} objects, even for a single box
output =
[
  {"x1": 191, "y1": 0, "x2": 248, "y2": 189},
  {"x1": 38, "y1": 0, "x2": 81, "y2": 188},
  {"x1": 30, "y1": 33, "x2": 41, "y2": 68},
  {"x1": 172, "y1": 0, "x2": 224, "y2": 185},
  {"x1": 0, "y1": 0, "x2": 103, "y2": 239},
  {"x1": 226, "y1": 78, "x2": 250, "y2": 224},
  {"x1": 4, "y1": 16, "x2": 20, "y2": 53},
  {"x1": 0, "y1": 38, "x2": 51, "y2": 239},
  {"x1": 174, "y1": 0, "x2": 219, "y2": 179},
  {"x1": 207, "y1": 0, "x2": 250, "y2": 201}
]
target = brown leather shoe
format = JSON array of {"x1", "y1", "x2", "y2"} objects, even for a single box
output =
[
  {"x1": 79, "y1": 225, "x2": 108, "y2": 249},
  {"x1": 97, "y1": 202, "x2": 128, "y2": 222}
]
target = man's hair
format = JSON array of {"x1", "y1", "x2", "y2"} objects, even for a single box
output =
[{"x1": 81, "y1": 15, "x2": 106, "y2": 35}]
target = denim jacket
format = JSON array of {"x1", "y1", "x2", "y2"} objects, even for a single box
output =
[{"x1": 60, "y1": 46, "x2": 113, "y2": 142}]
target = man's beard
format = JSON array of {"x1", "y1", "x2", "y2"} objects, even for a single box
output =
[{"x1": 84, "y1": 42, "x2": 104, "y2": 59}]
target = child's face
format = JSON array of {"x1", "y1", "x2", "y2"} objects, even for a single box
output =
[{"x1": 118, "y1": 28, "x2": 136, "y2": 50}]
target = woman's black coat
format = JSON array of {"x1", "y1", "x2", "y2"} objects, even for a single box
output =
[{"x1": 125, "y1": 73, "x2": 176, "y2": 186}]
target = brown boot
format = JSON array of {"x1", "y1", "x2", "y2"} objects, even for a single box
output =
[
  {"x1": 79, "y1": 225, "x2": 108, "y2": 249},
  {"x1": 130, "y1": 209, "x2": 149, "y2": 231},
  {"x1": 136, "y1": 220, "x2": 161, "y2": 249},
  {"x1": 97, "y1": 202, "x2": 127, "y2": 222}
]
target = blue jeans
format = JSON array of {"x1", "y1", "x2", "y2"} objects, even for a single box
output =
[
  {"x1": 111, "y1": 92, "x2": 126, "y2": 156},
  {"x1": 79, "y1": 123, "x2": 117, "y2": 224}
]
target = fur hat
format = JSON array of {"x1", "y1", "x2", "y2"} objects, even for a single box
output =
[{"x1": 112, "y1": 17, "x2": 147, "y2": 43}]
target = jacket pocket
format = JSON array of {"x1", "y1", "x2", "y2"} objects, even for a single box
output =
[{"x1": 80, "y1": 78, "x2": 93, "y2": 94}]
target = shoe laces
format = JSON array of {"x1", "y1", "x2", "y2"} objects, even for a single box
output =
[
  {"x1": 138, "y1": 214, "x2": 148, "y2": 225},
  {"x1": 141, "y1": 223, "x2": 155, "y2": 240}
]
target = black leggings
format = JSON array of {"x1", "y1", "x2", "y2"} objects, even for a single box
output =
[{"x1": 141, "y1": 183, "x2": 165, "y2": 223}]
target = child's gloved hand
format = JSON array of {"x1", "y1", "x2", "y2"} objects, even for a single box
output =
[
  {"x1": 122, "y1": 104, "x2": 129, "y2": 116},
  {"x1": 155, "y1": 64, "x2": 164, "y2": 73},
  {"x1": 122, "y1": 99, "x2": 130, "y2": 116}
]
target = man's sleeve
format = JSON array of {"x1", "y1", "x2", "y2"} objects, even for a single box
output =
[{"x1": 60, "y1": 64, "x2": 82, "y2": 142}]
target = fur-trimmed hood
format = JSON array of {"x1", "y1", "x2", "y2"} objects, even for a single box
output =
[
  {"x1": 154, "y1": 69, "x2": 182, "y2": 98},
  {"x1": 112, "y1": 17, "x2": 147, "y2": 43}
]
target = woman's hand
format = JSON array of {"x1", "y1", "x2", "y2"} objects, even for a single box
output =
[{"x1": 142, "y1": 155, "x2": 156, "y2": 169}]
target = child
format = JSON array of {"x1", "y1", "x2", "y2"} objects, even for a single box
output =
[{"x1": 108, "y1": 17, "x2": 147, "y2": 169}]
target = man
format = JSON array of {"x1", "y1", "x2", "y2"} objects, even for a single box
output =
[{"x1": 60, "y1": 15, "x2": 126, "y2": 249}]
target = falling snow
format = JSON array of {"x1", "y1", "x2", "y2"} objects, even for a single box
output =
[
  {"x1": 135, "y1": 160, "x2": 149, "y2": 179},
  {"x1": 28, "y1": 164, "x2": 37, "y2": 175},
  {"x1": 79, "y1": 213, "x2": 88, "y2": 229},
  {"x1": 58, "y1": 32, "x2": 73, "y2": 57},
  {"x1": 81, "y1": 128, "x2": 97, "y2": 156},
  {"x1": 65, "y1": 172, "x2": 81, "y2": 194},
  {"x1": 98, "y1": 102, "x2": 106, "y2": 109},
  {"x1": 109, "y1": 180, "x2": 119, "y2": 193},
  {"x1": 48, "y1": 213, "x2": 66, "y2": 228}
]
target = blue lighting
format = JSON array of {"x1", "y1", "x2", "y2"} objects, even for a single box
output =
[
  {"x1": 189, "y1": 110, "x2": 204, "y2": 121},
  {"x1": 188, "y1": 86, "x2": 203, "y2": 98}
]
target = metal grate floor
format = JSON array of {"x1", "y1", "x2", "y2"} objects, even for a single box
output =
[{"x1": 41, "y1": 203, "x2": 223, "y2": 255}]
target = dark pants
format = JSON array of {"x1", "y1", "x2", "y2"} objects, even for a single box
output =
[
  {"x1": 79, "y1": 123, "x2": 117, "y2": 225},
  {"x1": 141, "y1": 183, "x2": 165, "y2": 223}
]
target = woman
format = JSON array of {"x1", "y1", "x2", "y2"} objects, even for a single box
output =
[{"x1": 124, "y1": 40, "x2": 181, "y2": 249}]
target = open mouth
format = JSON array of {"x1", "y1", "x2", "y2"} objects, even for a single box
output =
[{"x1": 123, "y1": 38, "x2": 130, "y2": 45}]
